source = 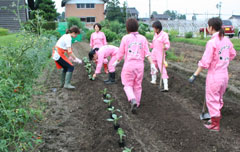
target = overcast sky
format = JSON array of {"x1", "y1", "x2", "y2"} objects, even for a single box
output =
[{"x1": 53, "y1": 0, "x2": 240, "y2": 20}]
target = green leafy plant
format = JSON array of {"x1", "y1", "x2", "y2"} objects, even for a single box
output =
[
  {"x1": 106, "y1": 93, "x2": 111, "y2": 99},
  {"x1": 88, "y1": 74, "x2": 95, "y2": 80},
  {"x1": 67, "y1": 17, "x2": 84, "y2": 29},
  {"x1": 83, "y1": 57, "x2": 90, "y2": 63},
  {"x1": 185, "y1": 32, "x2": 193, "y2": 38},
  {"x1": 101, "y1": 88, "x2": 108, "y2": 95},
  {"x1": 0, "y1": 27, "x2": 9, "y2": 36},
  {"x1": 108, "y1": 106, "x2": 121, "y2": 114},
  {"x1": 104, "y1": 99, "x2": 114, "y2": 107},
  {"x1": 123, "y1": 147, "x2": 133, "y2": 152},
  {"x1": 107, "y1": 114, "x2": 122, "y2": 126},
  {"x1": 117, "y1": 128, "x2": 126, "y2": 143}
]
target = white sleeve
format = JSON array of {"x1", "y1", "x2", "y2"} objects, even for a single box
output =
[{"x1": 65, "y1": 36, "x2": 72, "y2": 48}]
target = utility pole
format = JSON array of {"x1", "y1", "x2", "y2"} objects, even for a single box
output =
[
  {"x1": 149, "y1": 0, "x2": 151, "y2": 27},
  {"x1": 216, "y1": 1, "x2": 222, "y2": 18}
]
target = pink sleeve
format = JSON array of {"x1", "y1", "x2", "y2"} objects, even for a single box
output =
[
  {"x1": 229, "y1": 43, "x2": 237, "y2": 61},
  {"x1": 143, "y1": 38, "x2": 151, "y2": 57},
  {"x1": 117, "y1": 37, "x2": 126, "y2": 61},
  {"x1": 95, "y1": 53, "x2": 104, "y2": 74},
  {"x1": 90, "y1": 33, "x2": 94, "y2": 49},
  {"x1": 103, "y1": 32, "x2": 107, "y2": 45},
  {"x1": 164, "y1": 33, "x2": 170, "y2": 50},
  {"x1": 198, "y1": 41, "x2": 214, "y2": 69}
]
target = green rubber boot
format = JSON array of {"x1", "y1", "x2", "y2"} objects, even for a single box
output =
[
  {"x1": 60, "y1": 71, "x2": 66, "y2": 88},
  {"x1": 64, "y1": 72, "x2": 75, "y2": 89}
]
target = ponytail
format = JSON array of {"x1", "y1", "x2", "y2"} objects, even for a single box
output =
[
  {"x1": 66, "y1": 26, "x2": 80, "y2": 34},
  {"x1": 219, "y1": 28, "x2": 224, "y2": 40}
]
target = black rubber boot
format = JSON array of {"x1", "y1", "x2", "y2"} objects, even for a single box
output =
[
  {"x1": 104, "y1": 73, "x2": 111, "y2": 83},
  {"x1": 105, "y1": 72, "x2": 115, "y2": 85}
]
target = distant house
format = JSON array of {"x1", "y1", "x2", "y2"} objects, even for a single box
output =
[
  {"x1": 229, "y1": 15, "x2": 240, "y2": 27},
  {"x1": 229, "y1": 15, "x2": 240, "y2": 20},
  {"x1": 62, "y1": 0, "x2": 106, "y2": 27},
  {"x1": 126, "y1": 8, "x2": 139, "y2": 19},
  {"x1": 0, "y1": 0, "x2": 28, "y2": 31},
  {"x1": 151, "y1": 14, "x2": 170, "y2": 21}
]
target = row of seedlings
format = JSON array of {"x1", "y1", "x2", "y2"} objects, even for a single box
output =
[
  {"x1": 101, "y1": 88, "x2": 134, "y2": 152},
  {"x1": 82, "y1": 57, "x2": 95, "y2": 80}
]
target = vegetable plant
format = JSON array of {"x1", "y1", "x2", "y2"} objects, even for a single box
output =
[
  {"x1": 117, "y1": 128, "x2": 126, "y2": 147},
  {"x1": 83, "y1": 57, "x2": 89, "y2": 63},
  {"x1": 123, "y1": 147, "x2": 133, "y2": 152},
  {"x1": 101, "y1": 88, "x2": 108, "y2": 98},
  {"x1": 88, "y1": 74, "x2": 95, "y2": 80},
  {"x1": 104, "y1": 99, "x2": 114, "y2": 108},
  {"x1": 107, "y1": 114, "x2": 122, "y2": 130},
  {"x1": 108, "y1": 106, "x2": 121, "y2": 114}
]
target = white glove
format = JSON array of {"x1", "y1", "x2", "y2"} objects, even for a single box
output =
[
  {"x1": 112, "y1": 60, "x2": 119, "y2": 67},
  {"x1": 75, "y1": 58, "x2": 82, "y2": 64},
  {"x1": 151, "y1": 64, "x2": 158, "y2": 74}
]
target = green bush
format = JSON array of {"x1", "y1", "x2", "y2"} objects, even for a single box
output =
[
  {"x1": 43, "y1": 30, "x2": 61, "y2": 39},
  {"x1": 138, "y1": 22, "x2": 150, "y2": 36},
  {"x1": 168, "y1": 30, "x2": 179, "y2": 41},
  {"x1": 102, "y1": 28, "x2": 118, "y2": 42},
  {"x1": 145, "y1": 32, "x2": 154, "y2": 41},
  {"x1": 86, "y1": 29, "x2": 95, "y2": 42},
  {"x1": 67, "y1": 17, "x2": 84, "y2": 29},
  {"x1": 235, "y1": 28, "x2": 239, "y2": 36},
  {"x1": 0, "y1": 27, "x2": 9, "y2": 36},
  {"x1": 185, "y1": 32, "x2": 193, "y2": 38},
  {"x1": 42, "y1": 21, "x2": 58, "y2": 30}
]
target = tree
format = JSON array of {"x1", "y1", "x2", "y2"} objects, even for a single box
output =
[
  {"x1": 34, "y1": 0, "x2": 59, "y2": 21},
  {"x1": 106, "y1": 0, "x2": 124, "y2": 23},
  {"x1": 178, "y1": 14, "x2": 186, "y2": 20},
  {"x1": 152, "y1": 11, "x2": 158, "y2": 16},
  {"x1": 163, "y1": 10, "x2": 177, "y2": 20},
  {"x1": 192, "y1": 14, "x2": 197, "y2": 21}
]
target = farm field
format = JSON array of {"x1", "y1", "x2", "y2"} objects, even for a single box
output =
[{"x1": 35, "y1": 41, "x2": 240, "y2": 152}]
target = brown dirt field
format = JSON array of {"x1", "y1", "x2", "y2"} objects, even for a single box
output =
[{"x1": 35, "y1": 42, "x2": 240, "y2": 152}]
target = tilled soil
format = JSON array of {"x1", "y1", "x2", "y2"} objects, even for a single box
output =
[{"x1": 36, "y1": 42, "x2": 240, "y2": 152}]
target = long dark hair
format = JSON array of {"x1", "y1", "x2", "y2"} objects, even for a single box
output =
[
  {"x1": 88, "y1": 48, "x2": 99, "y2": 60},
  {"x1": 66, "y1": 26, "x2": 80, "y2": 34},
  {"x1": 208, "y1": 17, "x2": 224, "y2": 39},
  {"x1": 152, "y1": 21, "x2": 162, "y2": 34}
]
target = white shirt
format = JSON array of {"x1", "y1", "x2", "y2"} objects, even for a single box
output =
[{"x1": 56, "y1": 34, "x2": 72, "y2": 50}]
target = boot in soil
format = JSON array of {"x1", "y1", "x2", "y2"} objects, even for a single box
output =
[
  {"x1": 161, "y1": 79, "x2": 169, "y2": 92},
  {"x1": 204, "y1": 117, "x2": 220, "y2": 131},
  {"x1": 105, "y1": 72, "x2": 116, "y2": 85},
  {"x1": 60, "y1": 70, "x2": 66, "y2": 88},
  {"x1": 130, "y1": 99, "x2": 137, "y2": 114},
  {"x1": 150, "y1": 74, "x2": 157, "y2": 84},
  {"x1": 104, "y1": 73, "x2": 111, "y2": 83},
  {"x1": 64, "y1": 72, "x2": 75, "y2": 89}
]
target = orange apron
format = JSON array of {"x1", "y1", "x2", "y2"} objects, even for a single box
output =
[{"x1": 52, "y1": 47, "x2": 73, "y2": 69}]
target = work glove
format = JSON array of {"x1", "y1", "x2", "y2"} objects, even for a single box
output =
[
  {"x1": 112, "y1": 60, "x2": 119, "y2": 67},
  {"x1": 188, "y1": 74, "x2": 197, "y2": 83},
  {"x1": 150, "y1": 64, "x2": 158, "y2": 74},
  {"x1": 74, "y1": 58, "x2": 82, "y2": 64}
]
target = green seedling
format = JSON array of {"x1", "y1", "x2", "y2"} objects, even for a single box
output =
[
  {"x1": 104, "y1": 99, "x2": 114, "y2": 107},
  {"x1": 87, "y1": 67, "x2": 92, "y2": 74},
  {"x1": 101, "y1": 88, "x2": 107, "y2": 95},
  {"x1": 84, "y1": 63, "x2": 91, "y2": 69},
  {"x1": 123, "y1": 147, "x2": 133, "y2": 152},
  {"x1": 117, "y1": 128, "x2": 126, "y2": 143},
  {"x1": 107, "y1": 114, "x2": 122, "y2": 126},
  {"x1": 108, "y1": 106, "x2": 121, "y2": 114},
  {"x1": 83, "y1": 57, "x2": 89, "y2": 63},
  {"x1": 88, "y1": 74, "x2": 95, "y2": 80},
  {"x1": 106, "y1": 93, "x2": 111, "y2": 99}
]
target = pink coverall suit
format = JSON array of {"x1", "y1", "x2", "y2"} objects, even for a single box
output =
[
  {"x1": 150, "y1": 31, "x2": 170, "y2": 79},
  {"x1": 198, "y1": 32, "x2": 236, "y2": 118},
  {"x1": 117, "y1": 32, "x2": 151, "y2": 107},
  {"x1": 90, "y1": 31, "x2": 107, "y2": 49},
  {"x1": 90, "y1": 31, "x2": 108, "y2": 71},
  {"x1": 95, "y1": 45, "x2": 119, "y2": 74}
]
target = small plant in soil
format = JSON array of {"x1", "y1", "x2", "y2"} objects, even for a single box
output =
[
  {"x1": 117, "y1": 128, "x2": 126, "y2": 147},
  {"x1": 123, "y1": 147, "x2": 133, "y2": 152},
  {"x1": 88, "y1": 74, "x2": 95, "y2": 81},
  {"x1": 108, "y1": 106, "x2": 121, "y2": 118},
  {"x1": 101, "y1": 88, "x2": 108, "y2": 98},
  {"x1": 83, "y1": 57, "x2": 89, "y2": 63},
  {"x1": 106, "y1": 93, "x2": 111, "y2": 99},
  {"x1": 107, "y1": 114, "x2": 122, "y2": 130},
  {"x1": 104, "y1": 99, "x2": 114, "y2": 108}
]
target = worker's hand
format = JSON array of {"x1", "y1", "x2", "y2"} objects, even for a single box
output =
[
  {"x1": 150, "y1": 64, "x2": 158, "y2": 74},
  {"x1": 112, "y1": 60, "x2": 119, "y2": 67},
  {"x1": 74, "y1": 58, "x2": 82, "y2": 64},
  {"x1": 188, "y1": 74, "x2": 197, "y2": 83},
  {"x1": 93, "y1": 74, "x2": 97, "y2": 79}
]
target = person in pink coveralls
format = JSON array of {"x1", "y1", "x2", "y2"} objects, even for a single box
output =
[
  {"x1": 149, "y1": 21, "x2": 170, "y2": 92},
  {"x1": 88, "y1": 45, "x2": 119, "y2": 84},
  {"x1": 90, "y1": 23, "x2": 108, "y2": 73},
  {"x1": 189, "y1": 17, "x2": 236, "y2": 131},
  {"x1": 113, "y1": 18, "x2": 157, "y2": 114}
]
